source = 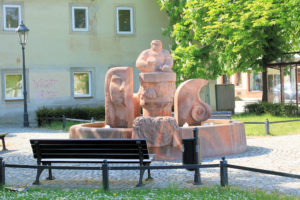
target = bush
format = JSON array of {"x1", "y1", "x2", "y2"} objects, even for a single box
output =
[
  {"x1": 36, "y1": 106, "x2": 105, "y2": 126},
  {"x1": 244, "y1": 102, "x2": 299, "y2": 117}
]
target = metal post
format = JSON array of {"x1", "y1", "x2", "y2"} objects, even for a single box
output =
[
  {"x1": 265, "y1": 119, "x2": 270, "y2": 135},
  {"x1": 62, "y1": 115, "x2": 66, "y2": 130},
  {"x1": 295, "y1": 65, "x2": 298, "y2": 113},
  {"x1": 102, "y1": 160, "x2": 109, "y2": 191},
  {"x1": 220, "y1": 157, "x2": 228, "y2": 187},
  {"x1": 193, "y1": 127, "x2": 201, "y2": 185},
  {"x1": 0, "y1": 157, "x2": 5, "y2": 186},
  {"x1": 22, "y1": 46, "x2": 29, "y2": 127}
]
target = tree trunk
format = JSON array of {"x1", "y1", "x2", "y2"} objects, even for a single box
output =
[{"x1": 262, "y1": 65, "x2": 268, "y2": 102}]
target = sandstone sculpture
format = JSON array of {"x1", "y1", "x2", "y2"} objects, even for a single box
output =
[
  {"x1": 132, "y1": 116, "x2": 181, "y2": 148},
  {"x1": 136, "y1": 40, "x2": 173, "y2": 73},
  {"x1": 174, "y1": 79, "x2": 212, "y2": 126},
  {"x1": 105, "y1": 67, "x2": 134, "y2": 128},
  {"x1": 70, "y1": 39, "x2": 247, "y2": 161},
  {"x1": 136, "y1": 40, "x2": 176, "y2": 117}
]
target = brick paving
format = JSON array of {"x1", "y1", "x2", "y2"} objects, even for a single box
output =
[{"x1": 0, "y1": 127, "x2": 299, "y2": 196}]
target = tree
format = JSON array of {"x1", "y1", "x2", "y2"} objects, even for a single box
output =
[{"x1": 157, "y1": 0, "x2": 300, "y2": 101}]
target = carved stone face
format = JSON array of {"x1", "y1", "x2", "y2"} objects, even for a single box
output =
[
  {"x1": 109, "y1": 75, "x2": 125, "y2": 105},
  {"x1": 151, "y1": 40, "x2": 162, "y2": 52}
]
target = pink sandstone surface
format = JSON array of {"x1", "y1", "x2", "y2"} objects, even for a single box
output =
[
  {"x1": 174, "y1": 79, "x2": 212, "y2": 126},
  {"x1": 136, "y1": 40, "x2": 176, "y2": 117},
  {"x1": 69, "y1": 122, "x2": 132, "y2": 139},
  {"x1": 138, "y1": 72, "x2": 176, "y2": 117},
  {"x1": 132, "y1": 116, "x2": 181, "y2": 148},
  {"x1": 105, "y1": 67, "x2": 134, "y2": 128},
  {"x1": 136, "y1": 40, "x2": 173, "y2": 73}
]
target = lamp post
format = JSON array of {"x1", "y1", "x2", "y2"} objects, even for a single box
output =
[{"x1": 16, "y1": 21, "x2": 29, "y2": 127}]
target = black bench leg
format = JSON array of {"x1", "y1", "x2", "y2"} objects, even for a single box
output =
[
  {"x1": 33, "y1": 167, "x2": 44, "y2": 185},
  {"x1": 136, "y1": 166, "x2": 145, "y2": 187},
  {"x1": 1, "y1": 138, "x2": 7, "y2": 151},
  {"x1": 146, "y1": 163, "x2": 153, "y2": 181},
  {"x1": 46, "y1": 163, "x2": 55, "y2": 180}
]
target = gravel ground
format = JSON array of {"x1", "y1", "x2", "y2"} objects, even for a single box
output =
[{"x1": 0, "y1": 126, "x2": 299, "y2": 196}]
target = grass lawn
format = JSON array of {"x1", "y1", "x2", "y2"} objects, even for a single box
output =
[
  {"x1": 40, "y1": 114, "x2": 300, "y2": 137},
  {"x1": 40, "y1": 119, "x2": 104, "y2": 131},
  {"x1": 40, "y1": 121, "x2": 82, "y2": 131},
  {"x1": 232, "y1": 113, "x2": 300, "y2": 136},
  {"x1": 0, "y1": 186, "x2": 298, "y2": 200}
]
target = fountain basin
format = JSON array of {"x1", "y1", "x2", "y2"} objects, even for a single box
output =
[
  {"x1": 69, "y1": 119, "x2": 247, "y2": 160},
  {"x1": 180, "y1": 119, "x2": 247, "y2": 158},
  {"x1": 70, "y1": 122, "x2": 132, "y2": 139}
]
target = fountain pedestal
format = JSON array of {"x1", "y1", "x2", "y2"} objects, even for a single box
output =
[{"x1": 139, "y1": 72, "x2": 176, "y2": 117}]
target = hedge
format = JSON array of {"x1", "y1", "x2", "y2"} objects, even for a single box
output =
[
  {"x1": 244, "y1": 102, "x2": 299, "y2": 117},
  {"x1": 36, "y1": 106, "x2": 105, "y2": 126}
]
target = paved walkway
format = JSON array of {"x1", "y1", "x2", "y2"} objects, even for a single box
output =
[{"x1": 0, "y1": 127, "x2": 299, "y2": 196}]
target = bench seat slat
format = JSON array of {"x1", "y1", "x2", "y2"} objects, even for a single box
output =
[
  {"x1": 41, "y1": 157, "x2": 153, "y2": 163},
  {"x1": 37, "y1": 148, "x2": 145, "y2": 152},
  {"x1": 39, "y1": 153, "x2": 147, "y2": 157}
]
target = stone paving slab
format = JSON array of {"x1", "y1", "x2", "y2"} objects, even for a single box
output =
[{"x1": 0, "y1": 127, "x2": 299, "y2": 196}]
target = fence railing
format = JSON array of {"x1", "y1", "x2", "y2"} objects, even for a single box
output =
[
  {"x1": 40, "y1": 115, "x2": 101, "y2": 130},
  {"x1": 39, "y1": 113, "x2": 300, "y2": 134},
  {"x1": 1, "y1": 157, "x2": 299, "y2": 191},
  {"x1": 244, "y1": 119, "x2": 300, "y2": 134}
]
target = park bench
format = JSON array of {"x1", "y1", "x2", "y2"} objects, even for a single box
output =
[
  {"x1": 210, "y1": 111, "x2": 232, "y2": 119},
  {"x1": 30, "y1": 138, "x2": 154, "y2": 187},
  {"x1": 0, "y1": 133, "x2": 7, "y2": 151}
]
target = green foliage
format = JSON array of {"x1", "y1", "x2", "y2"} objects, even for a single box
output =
[
  {"x1": 36, "y1": 106, "x2": 105, "y2": 126},
  {"x1": 157, "y1": 0, "x2": 300, "y2": 83},
  {"x1": 244, "y1": 102, "x2": 299, "y2": 116}
]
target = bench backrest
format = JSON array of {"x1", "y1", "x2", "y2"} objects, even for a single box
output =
[
  {"x1": 210, "y1": 111, "x2": 232, "y2": 119},
  {"x1": 30, "y1": 139, "x2": 150, "y2": 160}
]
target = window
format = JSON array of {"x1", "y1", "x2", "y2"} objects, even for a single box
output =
[
  {"x1": 116, "y1": 7, "x2": 133, "y2": 34},
  {"x1": 249, "y1": 72, "x2": 262, "y2": 91},
  {"x1": 72, "y1": 6, "x2": 88, "y2": 31},
  {"x1": 3, "y1": 5, "x2": 21, "y2": 31},
  {"x1": 73, "y1": 72, "x2": 91, "y2": 97},
  {"x1": 5, "y1": 74, "x2": 23, "y2": 100},
  {"x1": 235, "y1": 72, "x2": 242, "y2": 86}
]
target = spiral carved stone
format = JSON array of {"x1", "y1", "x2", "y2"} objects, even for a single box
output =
[{"x1": 174, "y1": 79, "x2": 211, "y2": 126}]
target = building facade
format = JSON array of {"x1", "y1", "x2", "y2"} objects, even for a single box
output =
[{"x1": 0, "y1": 0, "x2": 217, "y2": 125}]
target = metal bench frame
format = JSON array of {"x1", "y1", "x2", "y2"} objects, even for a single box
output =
[
  {"x1": 30, "y1": 139, "x2": 154, "y2": 187},
  {"x1": 0, "y1": 133, "x2": 7, "y2": 151}
]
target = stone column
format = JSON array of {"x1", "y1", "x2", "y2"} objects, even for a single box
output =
[{"x1": 139, "y1": 72, "x2": 176, "y2": 117}]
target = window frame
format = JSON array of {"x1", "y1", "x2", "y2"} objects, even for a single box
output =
[
  {"x1": 116, "y1": 7, "x2": 133, "y2": 35},
  {"x1": 4, "y1": 73, "x2": 23, "y2": 100},
  {"x1": 3, "y1": 4, "x2": 22, "y2": 31},
  {"x1": 249, "y1": 72, "x2": 263, "y2": 91},
  {"x1": 71, "y1": 6, "x2": 89, "y2": 32},
  {"x1": 73, "y1": 71, "x2": 92, "y2": 98}
]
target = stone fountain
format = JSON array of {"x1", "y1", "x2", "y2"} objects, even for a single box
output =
[{"x1": 70, "y1": 40, "x2": 247, "y2": 160}]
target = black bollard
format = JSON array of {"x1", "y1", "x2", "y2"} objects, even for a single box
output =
[
  {"x1": 62, "y1": 115, "x2": 66, "y2": 130},
  {"x1": 102, "y1": 160, "x2": 109, "y2": 191},
  {"x1": 193, "y1": 127, "x2": 201, "y2": 185},
  {"x1": 0, "y1": 157, "x2": 5, "y2": 186},
  {"x1": 265, "y1": 119, "x2": 270, "y2": 135},
  {"x1": 220, "y1": 157, "x2": 228, "y2": 186}
]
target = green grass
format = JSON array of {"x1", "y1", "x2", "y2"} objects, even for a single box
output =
[
  {"x1": 40, "y1": 121, "x2": 84, "y2": 131},
  {"x1": 40, "y1": 113, "x2": 300, "y2": 137},
  {"x1": 232, "y1": 113, "x2": 300, "y2": 136},
  {"x1": 0, "y1": 186, "x2": 298, "y2": 200}
]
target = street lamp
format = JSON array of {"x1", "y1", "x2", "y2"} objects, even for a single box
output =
[{"x1": 16, "y1": 21, "x2": 29, "y2": 127}]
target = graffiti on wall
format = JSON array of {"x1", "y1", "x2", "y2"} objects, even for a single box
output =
[{"x1": 32, "y1": 78, "x2": 58, "y2": 99}]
